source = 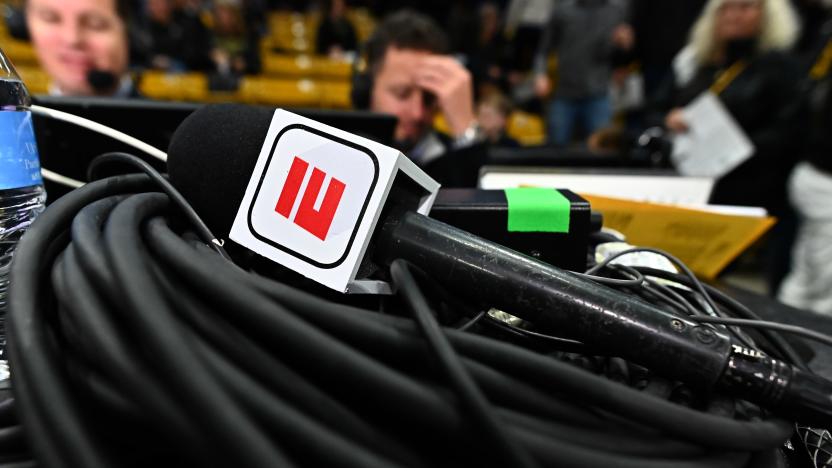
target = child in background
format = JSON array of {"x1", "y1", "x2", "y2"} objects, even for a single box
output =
[{"x1": 477, "y1": 93, "x2": 520, "y2": 147}]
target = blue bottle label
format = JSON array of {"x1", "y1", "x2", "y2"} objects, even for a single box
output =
[{"x1": 0, "y1": 111, "x2": 42, "y2": 190}]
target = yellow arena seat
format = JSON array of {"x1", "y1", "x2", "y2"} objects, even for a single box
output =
[
  {"x1": 4, "y1": 39, "x2": 38, "y2": 66},
  {"x1": 316, "y1": 59, "x2": 351, "y2": 80},
  {"x1": 433, "y1": 114, "x2": 451, "y2": 135},
  {"x1": 262, "y1": 54, "x2": 316, "y2": 78},
  {"x1": 139, "y1": 72, "x2": 208, "y2": 101},
  {"x1": 261, "y1": 53, "x2": 352, "y2": 82},
  {"x1": 347, "y1": 8, "x2": 376, "y2": 42},
  {"x1": 434, "y1": 109, "x2": 546, "y2": 146},
  {"x1": 240, "y1": 77, "x2": 321, "y2": 107},
  {"x1": 178, "y1": 73, "x2": 209, "y2": 101},
  {"x1": 320, "y1": 82, "x2": 351, "y2": 108},
  {"x1": 268, "y1": 11, "x2": 315, "y2": 53},
  {"x1": 507, "y1": 111, "x2": 546, "y2": 146},
  {"x1": 202, "y1": 91, "x2": 240, "y2": 104},
  {"x1": 15, "y1": 66, "x2": 50, "y2": 95}
]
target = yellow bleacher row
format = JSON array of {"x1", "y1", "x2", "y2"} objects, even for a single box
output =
[
  {"x1": 507, "y1": 113, "x2": 546, "y2": 146},
  {"x1": 14, "y1": 64, "x2": 546, "y2": 145},
  {"x1": 435, "y1": 112, "x2": 546, "y2": 146},
  {"x1": 13, "y1": 67, "x2": 353, "y2": 108},
  {"x1": 139, "y1": 71, "x2": 353, "y2": 108},
  {"x1": 2, "y1": 10, "x2": 546, "y2": 145},
  {"x1": 0, "y1": 8, "x2": 373, "y2": 64},
  {"x1": 2, "y1": 38, "x2": 38, "y2": 67},
  {"x1": 265, "y1": 9, "x2": 375, "y2": 54},
  {"x1": 261, "y1": 54, "x2": 351, "y2": 80}
]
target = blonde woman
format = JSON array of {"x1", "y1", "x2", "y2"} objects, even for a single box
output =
[{"x1": 652, "y1": 0, "x2": 805, "y2": 214}]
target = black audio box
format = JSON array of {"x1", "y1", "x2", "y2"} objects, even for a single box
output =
[{"x1": 429, "y1": 189, "x2": 596, "y2": 272}]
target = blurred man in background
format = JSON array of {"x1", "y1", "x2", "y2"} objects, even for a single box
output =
[
  {"x1": 25, "y1": 0, "x2": 136, "y2": 96},
  {"x1": 359, "y1": 10, "x2": 481, "y2": 166}
]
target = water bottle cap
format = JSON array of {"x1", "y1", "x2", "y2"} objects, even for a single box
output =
[
  {"x1": 0, "y1": 48, "x2": 24, "y2": 84},
  {"x1": 0, "y1": 47, "x2": 31, "y2": 110}
]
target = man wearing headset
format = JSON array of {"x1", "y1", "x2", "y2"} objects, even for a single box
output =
[
  {"x1": 352, "y1": 10, "x2": 483, "y2": 168},
  {"x1": 25, "y1": 0, "x2": 138, "y2": 97}
]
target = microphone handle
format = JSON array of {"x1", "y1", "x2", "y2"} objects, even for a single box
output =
[{"x1": 376, "y1": 211, "x2": 832, "y2": 425}]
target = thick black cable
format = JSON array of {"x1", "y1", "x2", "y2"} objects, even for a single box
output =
[
  {"x1": 52, "y1": 239, "x2": 209, "y2": 459},
  {"x1": 0, "y1": 400, "x2": 17, "y2": 428},
  {"x1": 102, "y1": 193, "x2": 295, "y2": 468},
  {"x1": 5, "y1": 174, "x2": 803, "y2": 468},
  {"x1": 145, "y1": 249, "x2": 428, "y2": 468},
  {"x1": 192, "y1": 245, "x2": 611, "y2": 432},
  {"x1": 87, "y1": 152, "x2": 231, "y2": 261},
  {"x1": 0, "y1": 462, "x2": 35, "y2": 468},
  {"x1": 497, "y1": 408, "x2": 709, "y2": 459},
  {"x1": 164, "y1": 230, "x2": 793, "y2": 451},
  {"x1": 192, "y1": 336, "x2": 407, "y2": 468},
  {"x1": 7, "y1": 175, "x2": 154, "y2": 468},
  {"x1": 153, "y1": 219, "x2": 787, "y2": 462},
  {"x1": 145, "y1": 219, "x2": 477, "y2": 447},
  {"x1": 174, "y1": 234, "x2": 766, "y2": 467},
  {"x1": 390, "y1": 260, "x2": 539, "y2": 468},
  {"x1": 183, "y1": 246, "x2": 600, "y2": 427},
  {"x1": 0, "y1": 427, "x2": 27, "y2": 456},
  {"x1": 63, "y1": 195, "x2": 216, "y2": 455}
]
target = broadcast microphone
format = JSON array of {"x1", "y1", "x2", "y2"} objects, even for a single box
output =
[{"x1": 167, "y1": 104, "x2": 832, "y2": 426}]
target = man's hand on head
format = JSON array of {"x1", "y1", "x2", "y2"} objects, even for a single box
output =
[{"x1": 415, "y1": 55, "x2": 476, "y2": 138}]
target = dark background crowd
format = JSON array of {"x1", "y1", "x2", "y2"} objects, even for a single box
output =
[
  {"x1": 6, "y1": 0, "x2": 832, "y2": 164},
  {"x1": 5, "y1": 0, "x2": 832, "y2": 314}
]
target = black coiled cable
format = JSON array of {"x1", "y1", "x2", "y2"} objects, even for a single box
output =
[{"x1": 5, "y1": 171, "x2": 796, "y2": 468}]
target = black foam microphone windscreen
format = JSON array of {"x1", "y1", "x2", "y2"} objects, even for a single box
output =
[{"x1": 168, "y1": 104, "x2": 273, "y2": 237}]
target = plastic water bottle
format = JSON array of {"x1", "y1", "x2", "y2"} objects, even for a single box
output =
[{"x1": 0, "y1": 48, "x2": 46, "y2": 375}]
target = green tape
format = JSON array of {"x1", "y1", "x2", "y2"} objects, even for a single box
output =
[{"x1": 505, "y1": 188, "x2": 570, "y2": 233}]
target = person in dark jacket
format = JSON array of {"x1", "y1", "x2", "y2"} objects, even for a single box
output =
[
  {"x1": 651, "y1": 0, "x2": 804, "y2": 215},
  {"x1": 629, "y1": 0, "x2": 708, "y2": 98},
  {"x1": 315, "y1": 0, "x2": 357, "y2": 58},
  {"x1": 139, "y1": 0, "x2": 211, "y2": 71},
  {"x1": 779, "y1": 8, "x2": 832, "y2": 314},
  {"x1": 533, "y1": 0, "x2": 632, "y2": 146},
  {"x1": 467, "y1": 2, "x2": 513, "y2": 97},
  {"x1": 210, "y1": 0, "x2": 259, "y2": 75}
]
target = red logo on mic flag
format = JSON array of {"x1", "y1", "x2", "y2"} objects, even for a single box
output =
[
  {"x1": 275, "y1": 156, "x2": 346, "y2": 241},
  {"x1": 231, "y1": 110, "x2": 438, "y2": 292}
]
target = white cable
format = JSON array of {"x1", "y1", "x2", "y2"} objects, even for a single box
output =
[
  {"x1": 30, "y1": 105, "x2": 168, "y2": 162},
  {"x1": 41, "y1": 168, "x2": 84, "y2": 188}
]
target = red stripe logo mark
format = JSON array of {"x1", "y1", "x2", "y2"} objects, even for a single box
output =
[
  {"x1": 275, "y1": 156, "x2": 308, "y2": 218},
  {"x1": 275, "y1": 156, "x2": 346, "y2": 241}
]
